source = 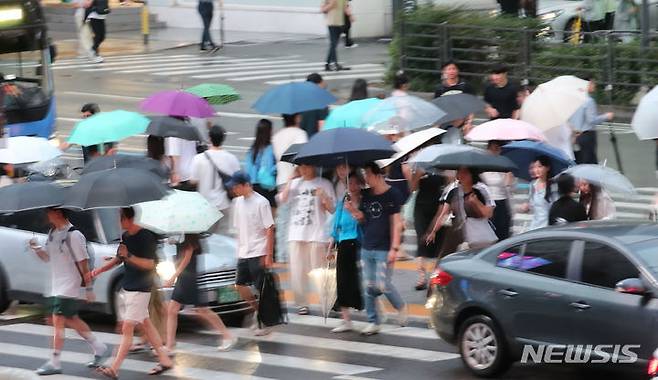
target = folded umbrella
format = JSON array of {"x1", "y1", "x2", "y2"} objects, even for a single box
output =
[
  {"x1": 323, "y1": 98, "x2": 381, "y2": 130},
  {"x1": 281, "y1": 143, "x2": 305, "y2": 164},
  {"x1": 0, "y1": 136, "x2": 62, "y2": 164},
  {"x1": 465, "y1": 119, "x2": 546, "y2": 142},
  {"x1": 0, "y1": 181, "x2": 66, "y2": 213},
  {"x1": 408, "y1": 144, "x2": 517, "y2": 173},
  {"x1": 140, "y1": 90, "x2": 215, "y2": 118},
  {"x1": 520, "y1": 76, "x2": 589, "y2": 132},
  {"x1": 82, "y1": 154, "x2": 169, "y2": 178},
  {"x1": 501, "y1": 140, "x2": 575, "y2": 182},
  {"x1": 293, "y1": 128, "x2": 395, "y2": 167},
  {"x1": 362, "y1": 95, "x2": 446, "y2": 134},
  {"x1": 134, "y1": 190, "x2": 222, "y2": 234},
  {"x1": 432, "y1": 93, "x2": 486, "y2": 125},
  {"x1": 185, "y1": 83, "x2": 241, "y2": 105},
  {"x1": 631, "y1": 85, "x2": 658, "y2": 140},
  {"x1": 62, "y1": 168, "x2": 171, "y2": 210},
  {"x1": 560, "y1": 164, "x2": 635, "y2": 194},
  {"x1": 146, "y1": 116, "x2": 203, "y2": 141},
  {"x1": 67, "y1": 110, "x2": 150, "y2": 147},
  {"x1": 377, "y1": 127, "x2": 446, "y2": 168},
  {"x1": 253, "y1": 82, "x2": 337, "y2": 115}
]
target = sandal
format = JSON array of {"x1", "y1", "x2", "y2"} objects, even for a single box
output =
[
  {"x1": 128, "y1": 343, "x2": 148, "y2": 353},
  {"x1": 148, "y1": 363, "x2": 173, "y2": 376},
  {"x1": 97, "y1": 366, "x2": 119, "y2": 380}
]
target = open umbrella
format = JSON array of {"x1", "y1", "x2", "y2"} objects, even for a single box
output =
[
  {"x1": 67, "y1": 110, "x2": 150, "y2": 147},
  {"x1": 62, "y1": 168, "x2": 171, "y2": 210},
  {"x1": 465, "y1": 119, "x2": 546, "y2": 142},
  {"x1": 432, "y1": 93, "x2": 486, "y2": 124},
  {"x1": 185, "y1": 83, "x2": 241, "y2": 105},
  {"x1": 253, "y1": 82, "x2": 337, "y2": 115},
  {"x1": 560, "y1": 164, "x2": 636, "y2": 194},
  {"x1": 0, "y1": 136, "x2": 62, "y2": 164},
  {"x1": 293, "y1": 128, "x2": 395, "y2": 167},
  {"x1": 140, "y1": 90, "x2": 215, "y2": 118},
  {"x1": 323, "y1": 98, "x2": 381, "y2": 130},
  {"x1": 0, "y1": 181, "x2": 65, "y2": 212},
  {"x1": 502, "y1": 140, "x2": 575, "y2": 182},
  {"x1": 631, "y1": 85, "x2": 658, "y2": 140},
  {"x1": 408, "y1": 144, "x2": 517, "y2": 172},
  {"x1": 146, "y1": 116, "x2": 203, "y2": 141},
  {"x1": 281, "y1": 143, "x2": 305, "y2": 164},
  {"x1": 134, "y1": 190, "x2": 222, "y2": 234},
  {"x1": 377, "y1": 127, "x2": 446, "y2": 168},
  {"x1": 82, "y1": 154, "x2": 169, "y2": 178},
  {"x1": 520, "y1": 76, "x2": 589, "y2": 132},
  {"x1": 362, "y1": 95, "x2": 446, "y2": 134}
]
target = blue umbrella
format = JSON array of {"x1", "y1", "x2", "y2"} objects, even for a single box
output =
[
  {"x1": 501, "y1": 140, "x2": 574, "y2": 182},
  {"x1": 293, "y1": 128, "x2": 395, "y2": 167},
  {"x1": 323, "y1": 98, "x2": 381, "y2": 130},
  {"x1": 253, "y1": 82, "x2": 338, "y2": 114}
]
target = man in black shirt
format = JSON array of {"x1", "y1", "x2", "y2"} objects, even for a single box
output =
[
  {"x1": 300, "y1": 73, "x2": 329, "y2": 137},
  {"x1": 434, "y1": 61, "x2": 475, "y2": 98},
  {"x1": 549, "y1": 174, "x2": 588, "y2": 225},
  {"x1": 484, "y1": 64, "x2": 520, "y2": 120}
]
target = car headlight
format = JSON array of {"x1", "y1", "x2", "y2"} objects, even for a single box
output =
[
  {"x1": 538, "y1": 10, "x2": 564, "y2": 21},
  {"x1": 156, "y1": 261, "x2": 176, "y2": 282}
]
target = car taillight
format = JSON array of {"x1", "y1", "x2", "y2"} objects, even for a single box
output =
[
  {"x1": 649, "y1": 355, "x2": 658, "y2": 376},
  {"x1": 430, "y1": 267, "x2": 453, "y2": 287}
]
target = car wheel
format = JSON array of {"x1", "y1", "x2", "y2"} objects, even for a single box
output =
[
  {"x1": 0, "y1": 270, "x2": 10, "y2": 314},
  {"x1": 563, "y1": 18, "x2": 584, "y2": 44},
  {"x1": 458, "y1": 315, "x2": 511, "y2": 378}
]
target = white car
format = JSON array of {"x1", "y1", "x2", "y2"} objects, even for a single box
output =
[{"x1": 0, "y1": 208, "x2": 249, "y2": 321}]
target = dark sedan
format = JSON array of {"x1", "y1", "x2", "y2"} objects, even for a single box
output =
[{"x1": 428, "y1": 222, "x2": 658, "y2": 378}]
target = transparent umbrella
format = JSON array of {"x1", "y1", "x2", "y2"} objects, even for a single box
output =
[{"x1": 362, "y1": 95, "x2": 446, "y2": 134}]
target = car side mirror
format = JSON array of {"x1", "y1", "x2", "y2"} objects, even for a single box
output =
[{"x1": 615, "y1": 278, "x2": 648, "y2": 295}]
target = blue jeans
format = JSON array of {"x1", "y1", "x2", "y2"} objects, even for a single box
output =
[
  {"x1": 198, "y1": 1, "x2": 214, "y2": 48},
  {"x1": 361, "y1": 249, "x2": 405, "y2": 324}
]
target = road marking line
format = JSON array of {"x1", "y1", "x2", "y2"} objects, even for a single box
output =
[
  {"x1": 54, "y1": 53, "x2": 171, "y2": 65},
  {"x1": 53, "y1": 54, "x2": 196, "y2": 69},
  {"x1": 161, "y1": 61, "x2": 329, "y2": 77},
  {"x1": 59, "y1": 92, "x2": 145, "y2": 101},
  {"x1": 216, "y1": 111, "x2": 282, "y2": 120},
  {"x1": 266, "y1": 72, "x2": 385, "y2": 85},
  {"x1": 285, "y1": 315, "x2": 439, "y2": 340},
  {"x1": 145, "y1": 59, "x2": 310, "y2": 76},
  {"x1": 0, "y1": 366, "x2": 90, "y2": 380},
  {"x1": 333, "y1": 376, "x2": 382, "y2": 380},
  {"x1": 86, "y1": 57, "x2": 269, "y2": 73},
  {"x1": 119, "y1": 58, "x2": 298, "y2": 74},
  {"x1": 242, "y1": 68, "x2": 385, "y2": 82},
  {"x1": 194, "y1": 64, "x2": 382, "y2": 80}
]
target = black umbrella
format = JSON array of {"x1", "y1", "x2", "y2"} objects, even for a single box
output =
[
  {"x1": 409, "y1": 144, "x2": 517, "y2": 173},
  {"x1": 82, "y1": 154, "x2": 169, "y2": 178},
  {"x1": 61, "y1": 168, "x2": 171, "y2": 210},
  {"x1": 146, "y1": 116, "x2": 203, "y2": 141},
  {"x1": 0, "y1": 181, "x2": 66, "y2": 213},
  {"x1": 281, "y1": 143, "x2": 305, "y2": 164},
  {"x1": 432, "y1": 93, "x2": 487, "y2": 125},
  {"x1": 293, "y1": 128, "x2": 395, "y2": 167}
]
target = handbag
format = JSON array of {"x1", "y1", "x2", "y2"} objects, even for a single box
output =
[
  {"x1": 258, "y1": 271, "x2": 287, "y2": 328},
  {"x1": 463, "y1": 217, "x2": 498, "y2": 246}
]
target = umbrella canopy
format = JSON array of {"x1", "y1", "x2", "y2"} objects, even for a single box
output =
[
  {"x1": 377, "y1": 127, "x2": 446, "y2": 168},
  {"x1": 293, "y1": 128, "x2": 395, "y2": 167},
  {"x1": 281, "y1": 143, "x2": 305, "y2": 164},
  {"x1": 631, "y1": 85, "x2": 658, "y2": 140},
  {"x1": 560, "y1": 164, "x2": 636, "y2": 194},
  {"x1": 146, "y1": 116, "x2": 203, "y2": 141},
  {"x1": 68, "y1": 110, "x2": 150, "y2": 147},
  {"x1": 252, "y1": 82, "x2": 337, "y2": 115},
  {"x1": 140, "y1": 90, "x2": 215, "y2": 118},
  {"x1": 185, "y1": 83, "x2": 241, "y2": 105},
  {"x1": 465, "y1": 119, "x2": 546, "y2": 142},
  {"x1": 502, "y1": 140, "x2": 575, "y2": 182},
  {"x1": 0, "y1": 136, "x2": 62, "y2": 164},
  {"x1": 362, "y1": 95, "x2": 446, "y2": 134},
  {"x1": 134, "y1": 190, "x2": 222, "y2": 234},
  {"x1": 82, "y1": 154, "x2": 169, "y2": 178},
  {"x1": 0, "y1": 181, "x2": 66, "y2": 212},
  {"x1": 62, "y1": 168, "x2": 171, "y2": 210},
  {"x1": 520, "y1": 76, "x2": 589, "y2": 132},
  {"x1": 323, "y1": 98, "x2": 381, "y2": 130},
  {"x1": 432, "y1": 93, "x2": 486, "y2": 124},
  {"x1": 408, "y1": 144, "x2": 517, "y2": 172}
]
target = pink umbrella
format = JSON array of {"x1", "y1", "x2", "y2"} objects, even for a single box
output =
[
  {"x1": 140, "y1": 90, "x2": 215, "y2": 118},
  {"x1": 465, "y1": 119, "x2": 546, "y2": 142}
]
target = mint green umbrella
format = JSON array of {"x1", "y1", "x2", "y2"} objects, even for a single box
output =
[
  {"x1": 67, "y1": 110, "x2": 150, "y2": 147},
  {"x1": 185, "y1": 83, "x2": 241, "y2": 105},
  {"x1": 323, "y1": 98, "x2": 381, "y2": 130}
]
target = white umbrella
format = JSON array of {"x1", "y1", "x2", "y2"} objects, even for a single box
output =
[
  {"x1": 377, "y1": 127, "x2": 446, "y2": 168},
  {"x1": 0, "y1": 136, "x2": 62, "y2": 164},
  {"x1": 631, "y1": 85, "x2": 658, "y2": 140},
  {"x1": 560, "y1": 164, "x2": 636, "y2": 194},
  {"x1": 520, "y1": 76, "x2": 589, "y2": 132},
  {"x1": 362, "y1": 95, "x2": 446, "y2": 134},
  {"x1": 134, "y1": 190, "x2": 222, "y2": 234}
]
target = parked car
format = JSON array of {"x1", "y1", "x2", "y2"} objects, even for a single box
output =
[
  {"x1": 428, "y1": 221, "x2": 658, "y2": 377},
  {"x1": 0, "y1": 207, "x2": 250, "y2": 322}
]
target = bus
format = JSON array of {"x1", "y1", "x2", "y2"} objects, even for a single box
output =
[{"x1": 0, "y1": 0, "x2": 55, "y2": 138}]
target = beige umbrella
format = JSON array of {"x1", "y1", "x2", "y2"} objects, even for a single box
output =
[
  {"x1": 377, "y1": 127, "x2": 446, "y2": 168},
  {"x1": 520, "y1": 76, "x2": 589, "y2": 132}
]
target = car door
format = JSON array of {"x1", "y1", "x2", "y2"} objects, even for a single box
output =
[{"x1": 568, "y1": 241, "x2": 658, "y2": 360}]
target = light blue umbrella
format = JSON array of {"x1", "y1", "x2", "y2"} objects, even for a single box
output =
[
  {"x1": 252, "y1": 82, "x2": 337, "y2": 114},
  {"x1": 362, "y1": 95, "x2": 446, "y2": 134},
  {"x1": 68, "y1": 110, "x2": 150, "y2": 146},
  {"x1": 323, "y1": 98, "x2": 382, "y2": 130}
]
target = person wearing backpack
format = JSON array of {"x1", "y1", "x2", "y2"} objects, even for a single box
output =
[
  {"x1": 28, "y1": 208, "x2": 109, "y2": 376},
  {"x1": 85, "y1": 0, "x2": 111, "y2": 63},
  {"x1": 190, "y1": 125, "x2": 240, "y2": 235}
]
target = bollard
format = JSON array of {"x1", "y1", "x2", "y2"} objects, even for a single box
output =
[{"x1": 141, "y1": 0, "x2": 150, "y2": 45}]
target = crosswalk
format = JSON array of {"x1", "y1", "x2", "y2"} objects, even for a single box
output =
[
  {"x1": 52, "y1": 53, "x2": 387, "y2": 85},
  {"x1": 0, "y1": 317, "x2": 457, "y2": 380}
]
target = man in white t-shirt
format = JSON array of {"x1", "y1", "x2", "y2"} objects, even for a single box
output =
[
  {"x1": 28, "y1": 208, "x2": 108, "y2": 376},
  {"x1": 74, "y1": 0, "x2": 95, "y2": 60},
  {"x1": 272, "y1": 114, "x2": 308, "y2": 188},
  {"x1": 190, "y1": 125, "x2": 240, "y2": 234},
  {"x1": 166, "y1": 135, "x2": 198, "y2": 190},
  {"x1": 84, "y1": 0, "x2": 109, "y2": 63},
  {"x1": 278, "y1": 164, "x2": 335, "y2": 315},
  {"x1": 227, "y1": 171, "x2": 275, "y2": 335}
]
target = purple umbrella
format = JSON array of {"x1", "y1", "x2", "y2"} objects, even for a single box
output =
[{"x1": 140, "y1": 90, "x2": 215, "y2": 118}]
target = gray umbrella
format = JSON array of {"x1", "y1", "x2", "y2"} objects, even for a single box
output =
[
  {"x1": 82, "y1": 154, "x2": 169, "y2": 178},
  {"x1": 408, "y1": 144, "x2": 517, "y2": 173},
  {"x1": 0, "y1": 181, "x2": 66, "y2": 213},
  {"x1": 146, "y1": 116, "x2": 203, "y2": 141},
  {"x1": 281, "y1": 143, "x2": 305, "y2": 164},
  {"x1": 560, "y1": 164, "x2": 636, "y2": 194},
  {"x1": 62, "y1": 168, "x2": 171, "y2": 210},
  {"x1": 432, "y1": 93, "x2": 487, "y2": 125}
]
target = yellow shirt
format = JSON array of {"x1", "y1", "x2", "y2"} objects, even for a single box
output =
[{"x1": 326, "y1": 0, "x2": 346, "y2": 26}]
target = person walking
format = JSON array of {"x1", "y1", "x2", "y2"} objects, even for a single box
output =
[
  {"x1": 278, "y1": 164, "x2": 335, "y2": 315},
  {"x1": 321, "y1": 0, "x2": 350, "y2": 71},
  {"x1": 329, "y1": 172, "x2": 364, "y2": 333},
  {"x1": 484, "y1": 64, "x2": 520, "y2": 120},
  {"x1": 91, "y1": 208, "x2": 174, "y2": 379},
  {"x1": 74, "y1": 0, "x2": 94, "y2": 61},
  {"x1": 165, "y1": 124, "x2": 198, "y2": 190},
  {"x1": 226, "y1": 171, "x2": 275, "y2": 335},
  {"x1": 245, "y1": 119, "x2": 278, "y2": 209},
  {"x1": 84, "y1": 0, "x2": 109, "y2": 63},
  {"x1": 480, "y1": 140, "x2": 514, "y2": 241},
  {"x1": 549, "y1": 174, "x2": 588, "y2": 225},
  {"x1": 434, "y1": 61, "x2": 475, "y2": 98},
  {"x1": 59, "y1": 103, "x2": 101, "y2": 163},
  {"x1": 614, "y1": 0, "x2": 639, "y2": 40},
  {"x1": 300, "y1": 73, "x2": 330, "y2": 138},
  {"x1": 198, "y1": 0, "x2": 218, "y2": 52},
  {"x1": 569, "y1": 78, "x2": 614, "y2": 165},
  {"x1": 164, "y1": 234, "x2": 236, "y2": 353},
  {"x1": 519, "y1": 156, "x2": 556, "y2": 230},
  {"x1": 579, "y1": 180, "x2": 616, "y2": 220},
  {"x1": 604, "y1": 0, "x2": 619, "y2": 29},
  {"x1": 498, "y1": 0, "x2": 520, "y2": 16},
  {"x1": 190, "y1": 125, "x2": 241, "y2": 234},
  {"x1": 349, "y1": 78, "x2": 369, "y2": 101},
  {"x1": 391, "y1": 71, "x2": 410, "y2": 97},
  {"x1": 343, "y1": 0, "x2": 357, "y2": 48},
  {"x1": 582, "y1": 0, "x2": 607, "y2": 40},
  {"x1": 332, "y1": 163, "x2": 350, "y2": 201},
  {"x1": 28, "y1": 208, "x2": 109, "y2": 376}
]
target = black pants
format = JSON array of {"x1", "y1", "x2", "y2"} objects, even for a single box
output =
[
  {"x1": 336, "y1": 240, "x2": 363, "y2": 310},
  {"x1": 327, "y1": 26, "x2": 343, "y2": 65},
  {"x1": 491, "y1": 199, "x2": 511, "y2": 241},
  {"x1": 343, "y1": 14, "x2": 353, "y2": 46},
  {"x1": 498, "y1": 0, "x2": 519, "y2": 15},
  {"x1": 605, "y1": 12, "x2": 615, "y2": 30},
  {"x1": 198, "y1": 2, "x2": 215, "y2": 48},
  {"x1": 584, "y1": 19, "x2": 606, "y2": 43},
  {"x1": 575, "y1": 130, "x2": 598, "y2": 165},
  {"x1": 89, "y1": 18, "x2": 106, "y2": 54}
]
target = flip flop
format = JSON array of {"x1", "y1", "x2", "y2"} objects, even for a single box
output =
[
  {"x1": 128, "y1": 343, "x2": 148, "y2": 353},
  {"x1": 148, "y1": 363, "x2": 173, "y2": 376},
  {"x1": 96, "y1": 366, "x2": 119, "y2": 380}
]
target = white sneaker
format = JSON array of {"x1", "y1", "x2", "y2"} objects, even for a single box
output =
[
  {"x1": 218, "y1": 336, "x2": 237, "y2": 351},
  {"x1": 254, "y1": 327, "x2": 273, "y2": 336},
  {"x1": 345, "y1": 43, "x2": 359, "y2": 49},
  {"x1": 398, "y1": 305, "x2": 409, "y2": 327},
  {"x1": 331, "y1": 321, "x2": 353, "y2": 333},
  {"x1": 361, "y1": 323, "x2": 380, "y2": 336},
  {"x1": 91, "y1": 55, "x2": 104, "y2": 64}
]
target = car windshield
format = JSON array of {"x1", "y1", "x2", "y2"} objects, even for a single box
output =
[{"x1": 629, "y1": 240, "x2": 658, "y2": 274}]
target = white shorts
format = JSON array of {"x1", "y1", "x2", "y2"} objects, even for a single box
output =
[{"x1": 118, "y1": 290, "x2": 151, "y2": 323}]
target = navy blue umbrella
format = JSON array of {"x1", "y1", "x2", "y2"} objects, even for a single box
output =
[
  {"x1": 293, "y1": 128, "x2": 395, "y2": 167},
  {"x1": 253, "y1": 82, "x2": 338, "y2": 114},
  {"x1": 502, "y1": 140, "x2": 575, "y2": 181}
]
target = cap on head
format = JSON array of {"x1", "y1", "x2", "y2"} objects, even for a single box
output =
[{"x1": 226, "y1": 170, "x2": 251, "y2": 189}]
